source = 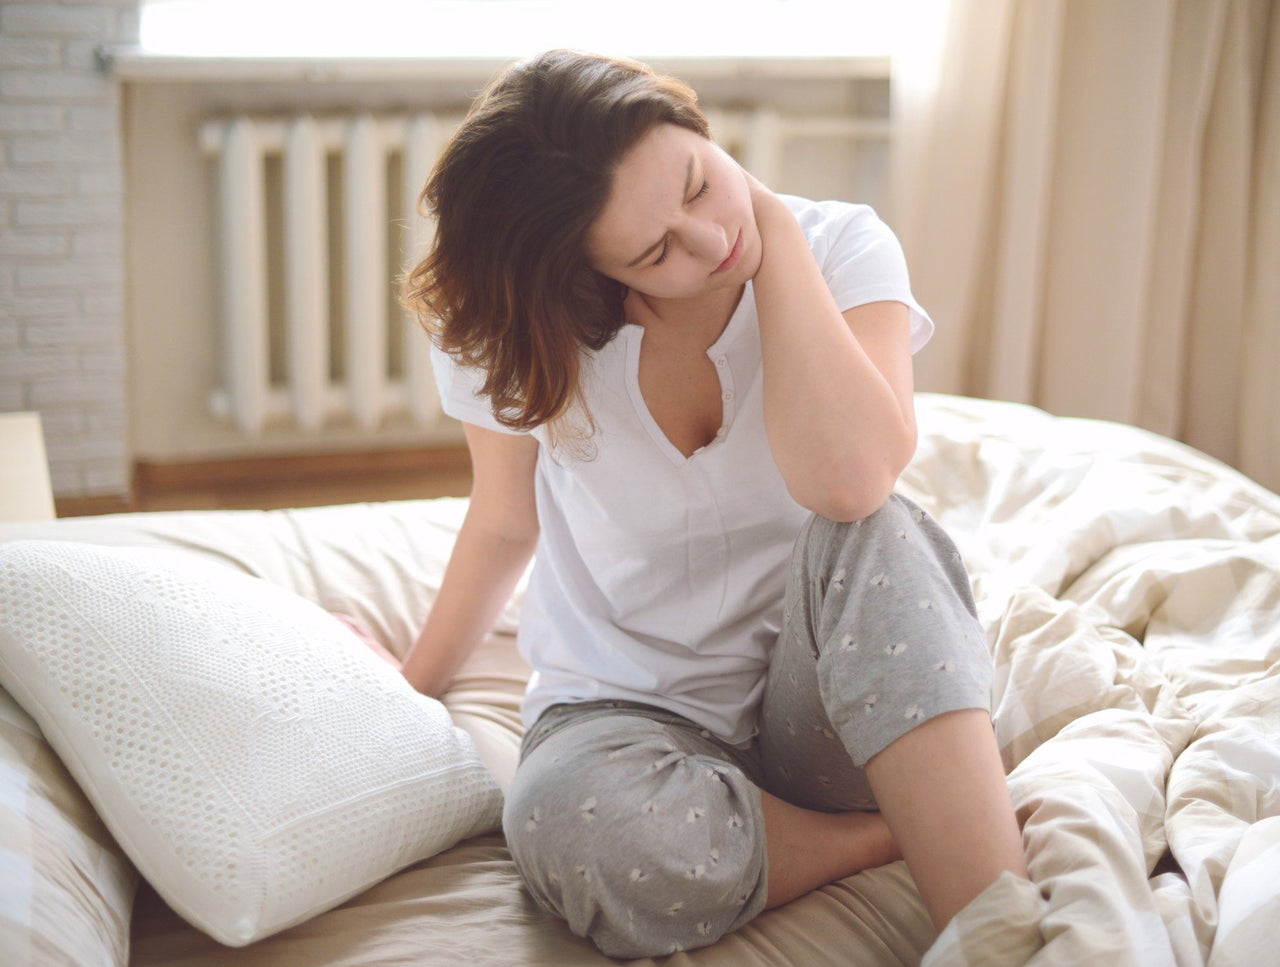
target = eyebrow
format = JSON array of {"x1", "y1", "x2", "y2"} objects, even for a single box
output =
[{"x1": 625, "y1": 154, "x2": 696, "y2": 268}]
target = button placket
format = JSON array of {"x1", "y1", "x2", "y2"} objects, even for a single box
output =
[{"x1": 714, "y1": 350, "x2": 737, "y2": 438}]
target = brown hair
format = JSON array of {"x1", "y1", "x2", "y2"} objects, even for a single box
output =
[{"x1": 402, "y1": 49, "x2": 709, "y2": 435}]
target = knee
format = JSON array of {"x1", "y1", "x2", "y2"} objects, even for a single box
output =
[
  {"x1": 799, "y1": 497, "x2": 974, "y2": 608},
  {"x1": 800, "y1": 493, "x2": 918, "y2": 549},
  {"x1": 501, "y1": 747, "x2": 583, "y2": 901},
  {"x1": 503, "y1": 738, "x2": 767, "y2": 958}
]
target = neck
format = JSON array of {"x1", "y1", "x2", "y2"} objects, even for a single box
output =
[{"x1": 627, "y1": 284, "x2": 746, "y2": 348}]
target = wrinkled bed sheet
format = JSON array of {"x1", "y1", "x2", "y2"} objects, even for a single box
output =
[{"x1": 3, "y1": 394, "x2": 1276, "y2": 966}]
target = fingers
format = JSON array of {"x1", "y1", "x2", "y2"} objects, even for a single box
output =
[{"x1": 738, "y1": 163, "x2": 772, "y2": 202}]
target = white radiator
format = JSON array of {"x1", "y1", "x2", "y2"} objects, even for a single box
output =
[{"x1": 199, "y1": 109, "x2": 889, "y2": 437}]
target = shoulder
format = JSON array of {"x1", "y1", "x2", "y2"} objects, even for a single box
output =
[
  {"x1": 778, "y1": 195, "x2": 888, "y2": 246},
  {"x1": 429, "y1": 341, "x2": 535, "y2": 438},
  {"x1": 777, "y1": 195, "x2": 907, "y2": 279},
  {"x1": 775, "y1": 195, "x2": 932, "y2": 350}
]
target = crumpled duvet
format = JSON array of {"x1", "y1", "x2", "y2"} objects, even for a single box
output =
[{"x1": 902, "y1": 395, "x2": 1280, "y2": 967}]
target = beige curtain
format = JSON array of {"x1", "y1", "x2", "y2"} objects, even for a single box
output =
[{"x1": 891, "y1": 0, "x2": 1280, "y2": 494}]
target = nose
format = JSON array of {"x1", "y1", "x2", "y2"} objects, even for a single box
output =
[{"x1": 680, "y1": 216, "x2": 731, "y2": 264}]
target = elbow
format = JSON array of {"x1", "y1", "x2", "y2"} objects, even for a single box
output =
[
  {"x1": 791, "y1": 436, "x2": 917, "y2": 524},
  {"x1": 793, "y1": 472, "x2": 897, "y2": 524}
]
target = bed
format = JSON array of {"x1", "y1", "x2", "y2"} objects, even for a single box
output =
[{"x1": 2, "y1": 393, "x2": 1277, "y2": 967}]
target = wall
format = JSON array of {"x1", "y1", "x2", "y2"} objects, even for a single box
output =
[
  {"x1": 1, "y1": 15, "x2": 890, "y2": 495},
  {"x1": 122, "y1": 61, "x2": 890, "y2": 463},
  {"x1": 0, "y1": 0, "x2": 138, "y2": 500}
]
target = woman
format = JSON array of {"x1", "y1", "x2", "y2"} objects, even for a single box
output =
[{"x1": 396, "y1": 49, "x2": 1029, "y2": 958}]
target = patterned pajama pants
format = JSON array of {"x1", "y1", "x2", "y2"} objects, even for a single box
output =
[{"x1": 502, "y1": 495, "x2": 993, "y2": 958}]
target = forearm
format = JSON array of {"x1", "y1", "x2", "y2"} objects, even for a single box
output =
[
  {"x1": 751, "y1": 193, "x2": 916, "y2": 521},
  {"x1": 400, "y1": 505, "x2": 537, "y2": 698}
]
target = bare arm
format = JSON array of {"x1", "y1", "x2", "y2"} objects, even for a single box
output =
[
  {"x1": 748, "y1": 176, "x2": 917, "y2": 522},
  {"x1": 399, "y1": 423, "x2": 540, "y2": 697}
]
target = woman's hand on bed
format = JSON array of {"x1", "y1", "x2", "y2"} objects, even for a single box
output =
[{"x1": 332, "y1": 612, "x2": 403, "y2": 670}]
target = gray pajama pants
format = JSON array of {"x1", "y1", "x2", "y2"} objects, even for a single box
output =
[{"x1": 502, "y1": 495, "x2": 993, "y2": 959}]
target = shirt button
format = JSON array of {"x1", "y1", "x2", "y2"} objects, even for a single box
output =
[
  {"x1": 722, "y1": 389, "x2": 735, "y2": 402},
  {"x1": 715, "y1": 356, "x2": 728, "y2": 367}
]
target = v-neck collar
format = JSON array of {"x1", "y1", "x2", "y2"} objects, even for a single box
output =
[{"x1": 621, "y1": 281, "x2": 754, "y2": 467}]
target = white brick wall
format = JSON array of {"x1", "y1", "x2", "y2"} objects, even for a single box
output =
[{"x1": 0, "y1": 0, "x2": 138, "y2": 500}]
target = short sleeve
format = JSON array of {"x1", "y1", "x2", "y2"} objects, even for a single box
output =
[
  {"x1": 429, "y1": 343, "x2": 528, "y2": 435},
  {"x1": 783, "y1": 196, "x2": 935, "y2": 354}
]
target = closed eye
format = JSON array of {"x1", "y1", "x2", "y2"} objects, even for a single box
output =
[{"x1": 650, "y1": 182, "x2": 710, "y2": 268}]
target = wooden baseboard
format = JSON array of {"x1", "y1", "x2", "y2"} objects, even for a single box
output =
[
  {"x1": 54, "y1": 446, "x2": 473, "y2": 518},
  {"x1": 54, "y1": 493, "x2": 137, "y2": 518},
  {"x1": 132, "y1": 445, "x2": 472, "y2": 492}
]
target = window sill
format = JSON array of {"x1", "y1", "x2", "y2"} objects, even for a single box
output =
[{"x1": 99, "y1": 46, "x2": 889, "y2": 84}]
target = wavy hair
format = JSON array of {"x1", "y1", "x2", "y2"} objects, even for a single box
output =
[{"x1": 402, "y1": 49, "x2": 709, "y2": 438}]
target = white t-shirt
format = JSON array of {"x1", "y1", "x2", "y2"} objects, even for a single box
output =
[{"x1": 431, "y1": 197, "x2": 933, "y2": 746}]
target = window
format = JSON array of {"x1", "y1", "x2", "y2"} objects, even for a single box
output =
[{"x1": 138, "y1": 0, "x2": 899, "y2": 59}]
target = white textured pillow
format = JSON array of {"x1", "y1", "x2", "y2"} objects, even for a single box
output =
[{"x1": 0, "y1": 539, "x2": 503, "y2": 947}]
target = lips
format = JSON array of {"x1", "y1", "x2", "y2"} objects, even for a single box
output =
[{"x1": 712, "y1": 229, "x2": 744, "y2": 275}]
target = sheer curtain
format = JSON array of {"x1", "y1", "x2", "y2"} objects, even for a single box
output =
[{"x1": 891, "y1": 0, "x2": 1279, "y2": 493}]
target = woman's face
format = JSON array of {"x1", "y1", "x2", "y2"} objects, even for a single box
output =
[{"x1": 585, "y1": 123, "x2": 761, "y2": 303}]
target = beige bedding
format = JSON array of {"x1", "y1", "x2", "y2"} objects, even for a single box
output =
[{"x1": 2, "y1": 393, "x2": 1277, "y2": 966}]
